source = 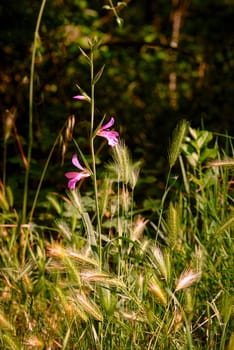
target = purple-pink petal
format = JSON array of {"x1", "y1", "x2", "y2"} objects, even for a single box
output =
[
  {"x1": 65, "y1": 171, "x2": 81, "y2": 179},
  {"x1": 72, "y1": 154, "x2": 84, "y2": 170},
  {"x1": 73, "y1": 95, "x2": 86, "y2": 100},
  {"x1": 67, "y1": 177, "x2": 79, "y2": 190},
  {"x1": 100, "y1": 117, "x2": 115, "y2": 131},
  {"x1": 65, "y1": 171, "x2": 90, "y2": 190},
  {"x1": 97, "y1": 130, "x2": 119, "y2": 147},
  {"x1": 65, "y1": 155, "x2": 90, "y2": 190},
  {"x1": 65, "y1": 172, "x2": 81, "y2": 190},
  {"x1": 96, "y1": 117, "x2": 119, "y2": 147},
  {"x1": 68, "y1": 181, "x2": 76, "y2": 190}
]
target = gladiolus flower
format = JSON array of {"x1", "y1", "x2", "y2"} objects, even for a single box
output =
[
  {"x1": 65, "y1": 154, "x2": 90, "y2": 190},
  {"x1": 96, "y1": 117, "x2": 119, "y2": 147}
]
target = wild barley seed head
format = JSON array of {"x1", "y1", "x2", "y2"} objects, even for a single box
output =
[
  {"x1": 174, "y1": 310, "x2": 183, "y2": 333},
  {"x1": 110, "y1": 141, "x2": 141, "y2": 189},
  {"x1": 46, "y1": 243, "x2": 65, "y2": 259},
  {"x1": 132, "y1": 215, "x2": 149, "y2": 241},
  {"x1": 169, "y1": 119, "x2": 189, "y2": 169},
  {"x1": 175, "y1": 269, "x2": 202, "y2": 292},
  {"x1": 76, "y1": 292, "x2": 103, "y2": 321},
  {"x1": 0, "y1": 313, "x2": 14, "y2": 331},
  {"x1": 151, "y1": 246, "x2": 168, "y2": 281},
  {"x1": 148, "y1": 277, "x2": 167, "y2": 306},
  {"x1": 24, "y1": 336, "x2": 44, "y2": 348},
  {"x1": 55, "y1": 219, "x2": 72, "y2": 241}
]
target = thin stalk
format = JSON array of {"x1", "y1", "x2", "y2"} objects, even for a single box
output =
[
  {"x1": 90, "y1": 49, "x2": 95, "y2": 132},
  {"x1": 22, "y1": 0, "x2": 47, "y2": 223},
  {"x1": 130, "y1": 188, "x2": 134, "y2": 234},
  {"x1": 148, "y1": 295, "x2": 172, "y2": 349},
  {"x1": 2, "y1": 142, "x2": 7, "y2": 192},
  {"x1": 117, "y1": 179, "x2": 121, "y2": 277},
  {"x1": 89, "y1": 47, "x2": 102, "y2": 268},
  {"x1": 29, "y1": 125, "x2": 65, "y2": 222},
  {"x1": 155, "y1": 171, "x2": 172, "y2": 243},
  {"x1": 98, "y1": 322, "x2": 104, "y2": 350}
]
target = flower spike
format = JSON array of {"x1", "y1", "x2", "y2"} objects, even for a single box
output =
[
  {"x1": 96, "y1": 117, "x2": 119, "y2": 147},
  {"x1": 65, "y1": 154, "x2": 90, "y2": 190}
]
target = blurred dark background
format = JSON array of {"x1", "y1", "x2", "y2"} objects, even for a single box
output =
[{"x1": 0, "y1": 0, "x2": 234, "y2": 209}]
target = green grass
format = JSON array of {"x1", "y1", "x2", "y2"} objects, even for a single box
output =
[{"x1": 0, "y1": 123, "x2": 233, "y2": 349}]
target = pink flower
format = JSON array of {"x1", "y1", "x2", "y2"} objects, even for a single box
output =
[
  {"x1": 96, "y1": 117, "x2": 119, "y2": 147},
  {"x1": 65, "y1": 154, "x2": 90, "y2": 190},
  {"x1": 73, "y1": 95, "x2": 90, "y2": 102}
]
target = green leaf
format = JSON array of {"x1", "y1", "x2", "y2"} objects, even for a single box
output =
[
  {"x1": 93, "y1": 64, "x2": 105, "y2": 85},
  {"x1": 79, "y1": 46, "x2": 90, "y2": 62}
]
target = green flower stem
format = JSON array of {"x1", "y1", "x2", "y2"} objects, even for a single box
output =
[
  {"x1": 90, "y1": 48, "x2": 95, "y2": 132},
  {"x1": 22, "y1": 0, "x2": 47, "y2": 223},
  {"x1": 90, "y1": 46, "x2": 102, "y2": 268}
]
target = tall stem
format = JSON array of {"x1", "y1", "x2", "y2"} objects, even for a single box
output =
[
  {"x1": 90, "y1": 47, "x2": 102, "y2": 268},
  {"x1": 22, "y1": 0, "x2": 47, "y2": 223}
]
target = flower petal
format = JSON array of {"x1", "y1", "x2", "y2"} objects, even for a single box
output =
[
  {"x1": 65, "y1": 171, "x2": 80, "y2": 179},
  {"x1": 73, "y1": 95, "x2": 86, "y2": 100},
  {"x1": 72, "y1": 154, "x2": 84, "y2": 170},
  {"x1": 67, "y1": 178, "x2": 79, "y2": 190},
  {"x1": 65, "y1": 155, "x2": 90, "y2": 190},
  {"x1": 66, "y1": 172, "x2": 90, "y2": 190},
  {"x1": 100, "y1": 117, "x2": 115, "y2": 130},
  {"x1": 108, "y1": 137, "x2": 119, "y2": 147},
  {"x1": 97, "y1": 130, "x2": 119, "y2": 147}
]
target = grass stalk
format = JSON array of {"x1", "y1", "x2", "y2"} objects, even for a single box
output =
[
  {"x1": 29, "y1": 123, "x2": 65, "y2": 221},
  {"x1": 2, "y1": 141, "x2": 7, "y2": 192},
  {"x1": 22, "y1": 0, "x2": 47, "y2": 223}
]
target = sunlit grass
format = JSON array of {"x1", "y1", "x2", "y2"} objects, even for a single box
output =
[{"x1": 1, "y1": 122, "x2": 233, "y2": 349}]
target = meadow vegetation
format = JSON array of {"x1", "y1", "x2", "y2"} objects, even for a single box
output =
[{"x1": 0, "y1": 1, "x2": 233, "y2": 349}]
